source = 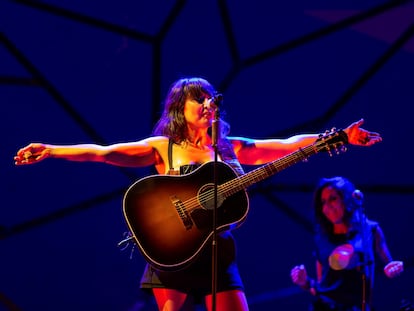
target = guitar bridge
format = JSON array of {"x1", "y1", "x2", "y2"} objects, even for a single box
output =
[{"x1": 170, "y1": 195, "x2": 193, "y2": 230}]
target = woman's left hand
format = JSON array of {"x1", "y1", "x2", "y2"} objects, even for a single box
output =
[
  {"x1": 384, "y1": 261, "x2": 404, "y2": 278},
  {"x1": 344, "y1": 119, "x2": 382, "y2": 146}
]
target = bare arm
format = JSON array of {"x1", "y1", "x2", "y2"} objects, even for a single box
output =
[
  {"x1": 231, "y1": 134, "x2": 318, "y2": 165},
  {"x1": 315, "y1": 260, "x2": 323, "y2": 282},
  {"x1": 231, "y1": 119, "x2": 382, "y2": 165},
  {"x1": 14, "y1": 137, "x2": 165, "y2": 168},
  {"x1": 374, "y1": 225, "x2": 404, "y2": 278}
]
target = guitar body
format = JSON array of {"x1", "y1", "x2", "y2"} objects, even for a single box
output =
[{"x1": 123, "y1": 161, "x2": 249, "y2": 271}]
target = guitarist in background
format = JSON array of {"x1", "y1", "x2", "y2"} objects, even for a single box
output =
[
  {"x1": 15, "y1": 77, "x2": 382, "y2": 311},
  {"x1": 290, "y1": 176, "x2": 404, "y2": 311}
]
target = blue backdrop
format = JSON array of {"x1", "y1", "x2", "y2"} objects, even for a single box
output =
[{"x1": 1, "y1": 1, "x2": 413, "y2": 310}]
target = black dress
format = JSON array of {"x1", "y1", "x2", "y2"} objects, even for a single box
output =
[{"x1": 139, "y1": 163, "x2": 244, "y2": 300}]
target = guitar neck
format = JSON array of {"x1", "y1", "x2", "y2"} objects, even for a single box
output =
[{"x1": 220, "y1": 129, "x2": 347, "y2": 197}]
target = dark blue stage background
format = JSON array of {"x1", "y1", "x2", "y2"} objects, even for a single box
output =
[{"x1": 1, "y1": 1, "x2": 413, "y2": 310}]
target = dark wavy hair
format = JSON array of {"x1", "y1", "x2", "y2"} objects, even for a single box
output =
[
  {"x1": 152, "y1": 77, "x2": 230, "y2": 143},
  {"x1": 313, "y1": 176, "x2": 361, "y2": 235}
]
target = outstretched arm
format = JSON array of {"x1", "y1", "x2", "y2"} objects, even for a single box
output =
[
  {"x1": 232, "y1": 118, "x2": 382, "y2": 165},
  {"x1": 14, "y1": 138, "x2": 161, "y2": 168}
]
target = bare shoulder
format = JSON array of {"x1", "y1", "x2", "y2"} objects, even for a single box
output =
[
  {"x1": 141, "y1": 136, "x2": 170, "y2": 164},
  {"x1": 142, "y1": 136, "x2": 169, "y2": 148},
  {"x1": 120, "y1": 136, "x2": 170, "y2": 157}
]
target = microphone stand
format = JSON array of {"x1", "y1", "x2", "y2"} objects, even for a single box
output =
[
  {"x1": 211, "y1": 106, "x2": 220, "y2": 311},
  {"x1": 358, "y1": 198, "x2": 369, "y2": 311}
]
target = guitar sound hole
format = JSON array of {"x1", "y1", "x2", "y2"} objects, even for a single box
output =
[{"x1": 198, "y1": 183, "x2": 224, "y2": 210}]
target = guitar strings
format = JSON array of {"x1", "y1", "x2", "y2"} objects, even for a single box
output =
[
  {"x1": 180, "y1": 143, "x2": 321, "y2": 213},
  {"x1": 180, "y1": 132, "x2": 344, "y2": 213}
]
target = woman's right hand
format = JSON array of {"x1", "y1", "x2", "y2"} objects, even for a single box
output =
[
  {"x1": 290, "y1": 264, "x2": 308, "y2": 287},
  {"x1": 14, "y1": 143, "x2": 51, "y2": 165}
]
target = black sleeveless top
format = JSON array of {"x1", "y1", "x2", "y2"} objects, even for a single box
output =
[{"x1": 312, "y1": 220, "x2": 385, "y2": 310}]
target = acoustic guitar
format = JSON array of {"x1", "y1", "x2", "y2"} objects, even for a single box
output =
[{"x1": 123, "y1": 129, "x2": 347, "y2": 271}]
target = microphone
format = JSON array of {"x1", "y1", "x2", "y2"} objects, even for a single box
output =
[
  {"x1": 209, "y1": 93, "x2": 223, "y2": 107},
  {"x1": 209, "y1": 94, "x2": 223, "y2": 144},
  {"x1": 352, "y1": 189, "x2": 364, "y2": 205}
]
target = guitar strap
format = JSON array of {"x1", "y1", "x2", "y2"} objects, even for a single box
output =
[
  {"x1": 167, "y1": 138, "x2": 177, "y2": 175},
  {"x1": 167, "y1": 138, "x2": 244, "y2": 176}
]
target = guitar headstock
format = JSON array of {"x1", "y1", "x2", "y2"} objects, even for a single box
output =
[{"x1": 315, "y1": 128, "x2": 348, "y2": 156}]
